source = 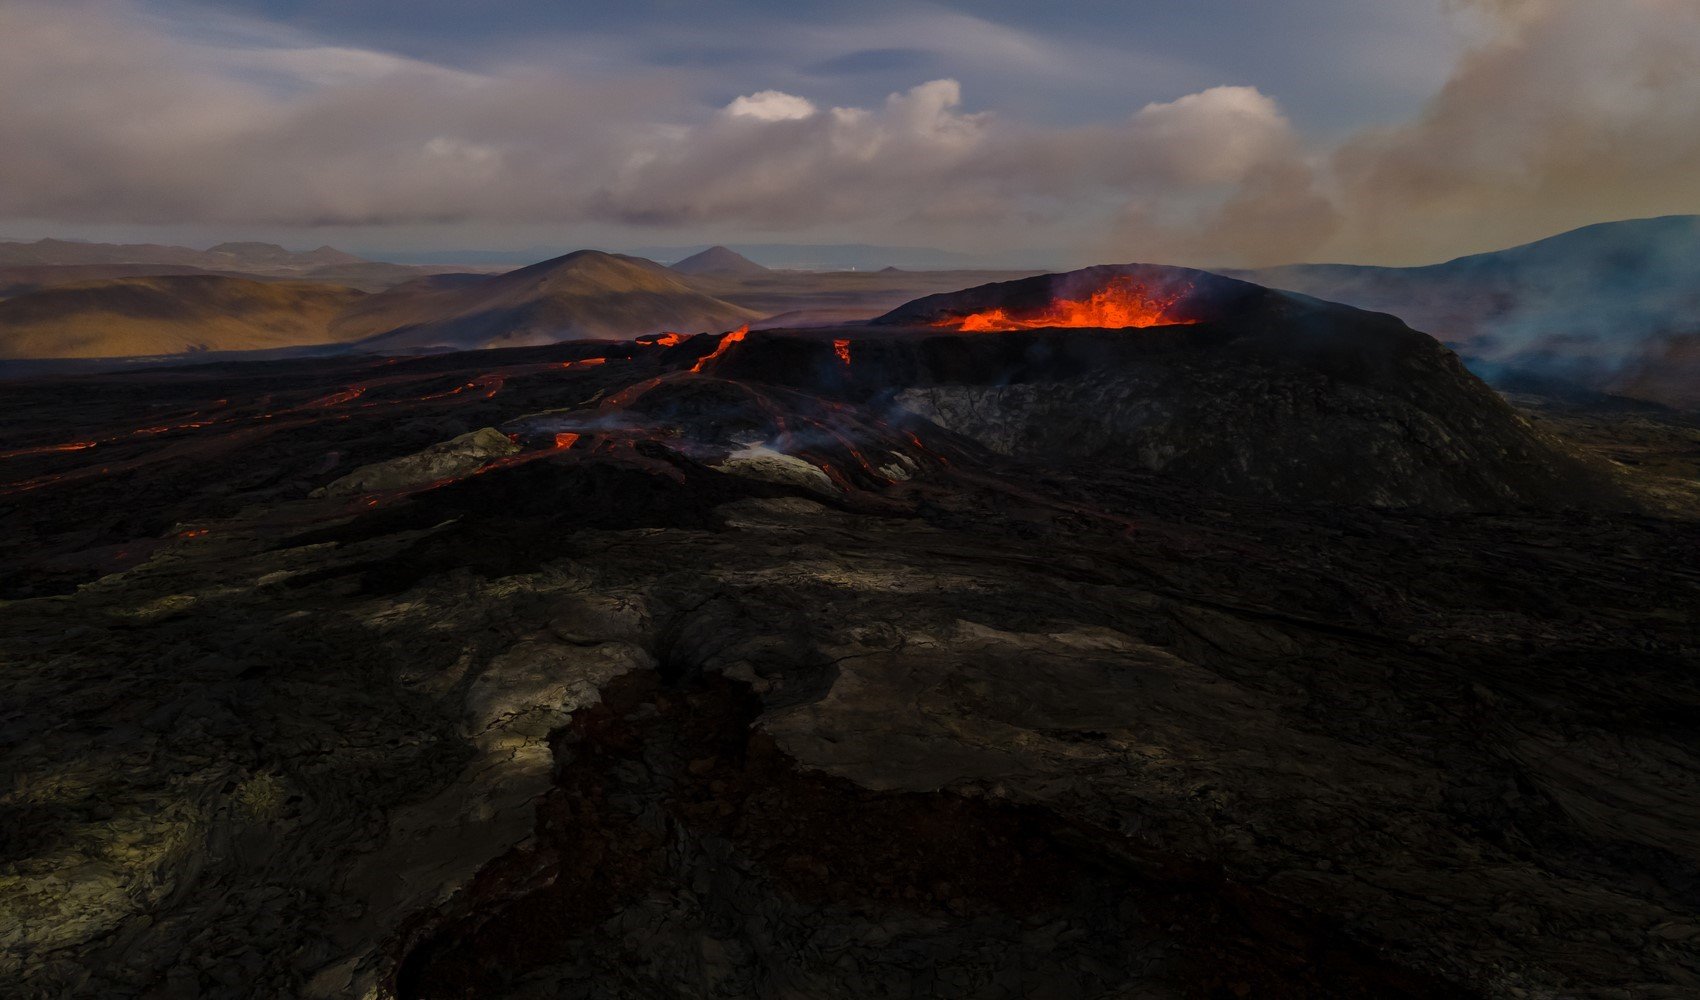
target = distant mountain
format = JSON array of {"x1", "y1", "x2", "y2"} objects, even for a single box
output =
[
  {"x1": 0, "y1": 264, "x2": 228, "y2": 298},
  {"x1": 0, "y1": 249, "x2": 757, "y2": 360},
  {"x1": 336, "y1": 249, "x2": 759, "y2": 351},
  {"x1": 0, "y1": 275, "x2": 367, "y2": 359},
  {"x1": 374, "y1": 243, "x2": 1050, "y2": 271},
  {"x1": 204, "y1": 242, "x2": 365, "y2": 268},
  {"x1": 0, "y1": 238, "x2": 365, "y2": 272},
  {"x1": 293, "y1": 261, "x2": 475, "y2": 294},
  {"x1": 349, "y1": 247, "x2": 574, "y2": 266},
  {"x1": 644, "y1": 243, "x2": 1028, "y2": 271},
  {"x1": 0, "y1": 238, "x2": 207, "y2": 268},
  {"x1": 670, "y1": 245, "x2": 769, "y2": 277},
  {"x1": 0, "y1": 240, "x2": 470, "y2": 293},
  {"x1": 1246, "y1": 216, "x2": 1700, "y2": 408}
]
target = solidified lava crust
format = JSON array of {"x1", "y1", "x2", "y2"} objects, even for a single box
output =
[
  {"x1": 2, "y1": 294, "x2": 1694, "y2": 999},
  {"x1": 395, "y1": 671, "x2": 1464, "y2": 1000}
]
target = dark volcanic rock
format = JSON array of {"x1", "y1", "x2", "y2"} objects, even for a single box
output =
[
  {"x1": 0, "y1": 317, "x2": 1694, "y2": 999},
  {"x1": 716, "y1": 264, "x2": 1627, "y2": 510},
  {"x1": 892, "y1": 352, "x2": 1604, "y2": 511}
]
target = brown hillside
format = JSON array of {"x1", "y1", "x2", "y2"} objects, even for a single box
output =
[
  {"x1": 0, "y1": 275, "x2": 367, "y2": 359},
  {"x1": 337, "y1": 250, "x2": 759, "y2": 350},
  {"x1": 0, "y1": 240, "x2": 458, "y2": 292},
  {"x1": 0, "y1": 264, "x2": 226, "y2": 298}
]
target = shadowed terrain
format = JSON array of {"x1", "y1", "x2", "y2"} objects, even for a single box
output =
[{"x1": 2, "y1": 268, "x2": 1696, "y2": 998}]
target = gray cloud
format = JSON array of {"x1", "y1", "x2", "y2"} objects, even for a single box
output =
[
  {"x1": 1328, "y1": 0, "x2": 1700, "y2": 262},
  {"x1": 1, "y1": 0, "x2": 1696, "y2": 266}
]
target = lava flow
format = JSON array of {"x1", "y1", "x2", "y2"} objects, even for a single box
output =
[
  {"x1": 690, "y1": 325, "x2": 749, "y2": 373},
  {"x1": 933, "y1": 276, "x2": 1196, "y2": 332},
  {"x1": 0, "y1": 440, "x2": 98, "y2": 460},
  {"x1": 301, "y1": 386, "x2": 368, "y2": 409}
]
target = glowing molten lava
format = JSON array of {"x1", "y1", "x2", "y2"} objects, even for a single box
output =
[
  {"x1": 302, "y1": 386, "x2": 367, "y2": 408},
  {"x1": 0, "y1": 440, "x2": 98, "y2": 461},
  {"x1": 690, "y1": 325, "x2": 749, "y2": 374},
  {"x1": 638, "y1": 332, "x2": 688, "y2": 347},
  {"x1": 933, "y1": 276, "x2": 1196, "y2": 332},
  {"x1": 832, "y1": 339, "x2": 852, "y2": 366}
]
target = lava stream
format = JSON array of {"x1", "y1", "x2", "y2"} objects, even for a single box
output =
[
  {"x1": 300, "y1": 386, "x2": 367, "y2": 409},
  {"x1": 690, "y1": 325, "x2": 750, "y2": 373},
  {"x1": 0, "y1": 440, "x2": 98, "y2": 460}
]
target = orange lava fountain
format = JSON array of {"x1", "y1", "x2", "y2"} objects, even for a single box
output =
[{"x1": 933, "y1": 276, "x2": 1196, "y2": 332}]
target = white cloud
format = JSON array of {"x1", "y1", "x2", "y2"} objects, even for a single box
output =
[
  {"x1": 0, "y1": 1, "x2": 1305, "y2": 260},
  {"x1": 724, "y1": 90, "x2": 818, "y2": 121},
  {"x1": 1130, "y1": 87, "x2": 1295, "y2": 186}
]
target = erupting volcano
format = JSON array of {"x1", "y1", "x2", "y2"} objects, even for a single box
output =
[
  {"x1": 929, "y1": 275, "x2": 1197, "y2": 332},
  {"x1": 874, "y1": 263, "x2": 1246, "y2": 333},
  {"x1": 0, "y1": 259, "x2": 1686, "y2": 1000},
  {"x1": 6, "y1": 0, "x2": 1698, "y2": 991}
]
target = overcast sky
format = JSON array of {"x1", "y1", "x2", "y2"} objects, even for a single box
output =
[{"x1": 1, "y1": 0, "x2": 1696, "y2": 266}]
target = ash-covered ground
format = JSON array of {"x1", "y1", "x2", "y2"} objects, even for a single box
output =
[{"x1": 2, "y1": 282, "x2": 1698, "y2": 999}]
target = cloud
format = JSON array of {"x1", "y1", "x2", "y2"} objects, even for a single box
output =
[
  {"x1": 1129, "y1": 87, "x2": 1298, "y2": 186},
  {"x1": 594, "y1": 79, "x2": 1321, "y2": 264},
  {"x1": 1328, "y1": 0, "x2": 1700, "y2": 262},
  {"x1": 724, "y1": 90, "x2": 817, "y2": 121},
  {"x1": 0, "y1": 1, "x2": 1312, "y2": 262},
  {"x1": 0, "y1": 0, "x2": 1695, "y2": 267}
]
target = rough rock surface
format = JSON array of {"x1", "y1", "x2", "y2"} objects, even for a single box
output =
[
  {"x1": 894, "y1": 363, "x2": 1590, "y2": 510},
  {"x1": 719, "y1": 267, "x2": 1625, "y2": 511},
  {"x1": 710, "y1": 444, "x2": 838, "y2": 495},
  {"x1": 313, "y1": 427, "x2": 519, "y2": 497},
  {"x1": 0, "y1": 304, "x2": 1695, "y2": 998}
]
